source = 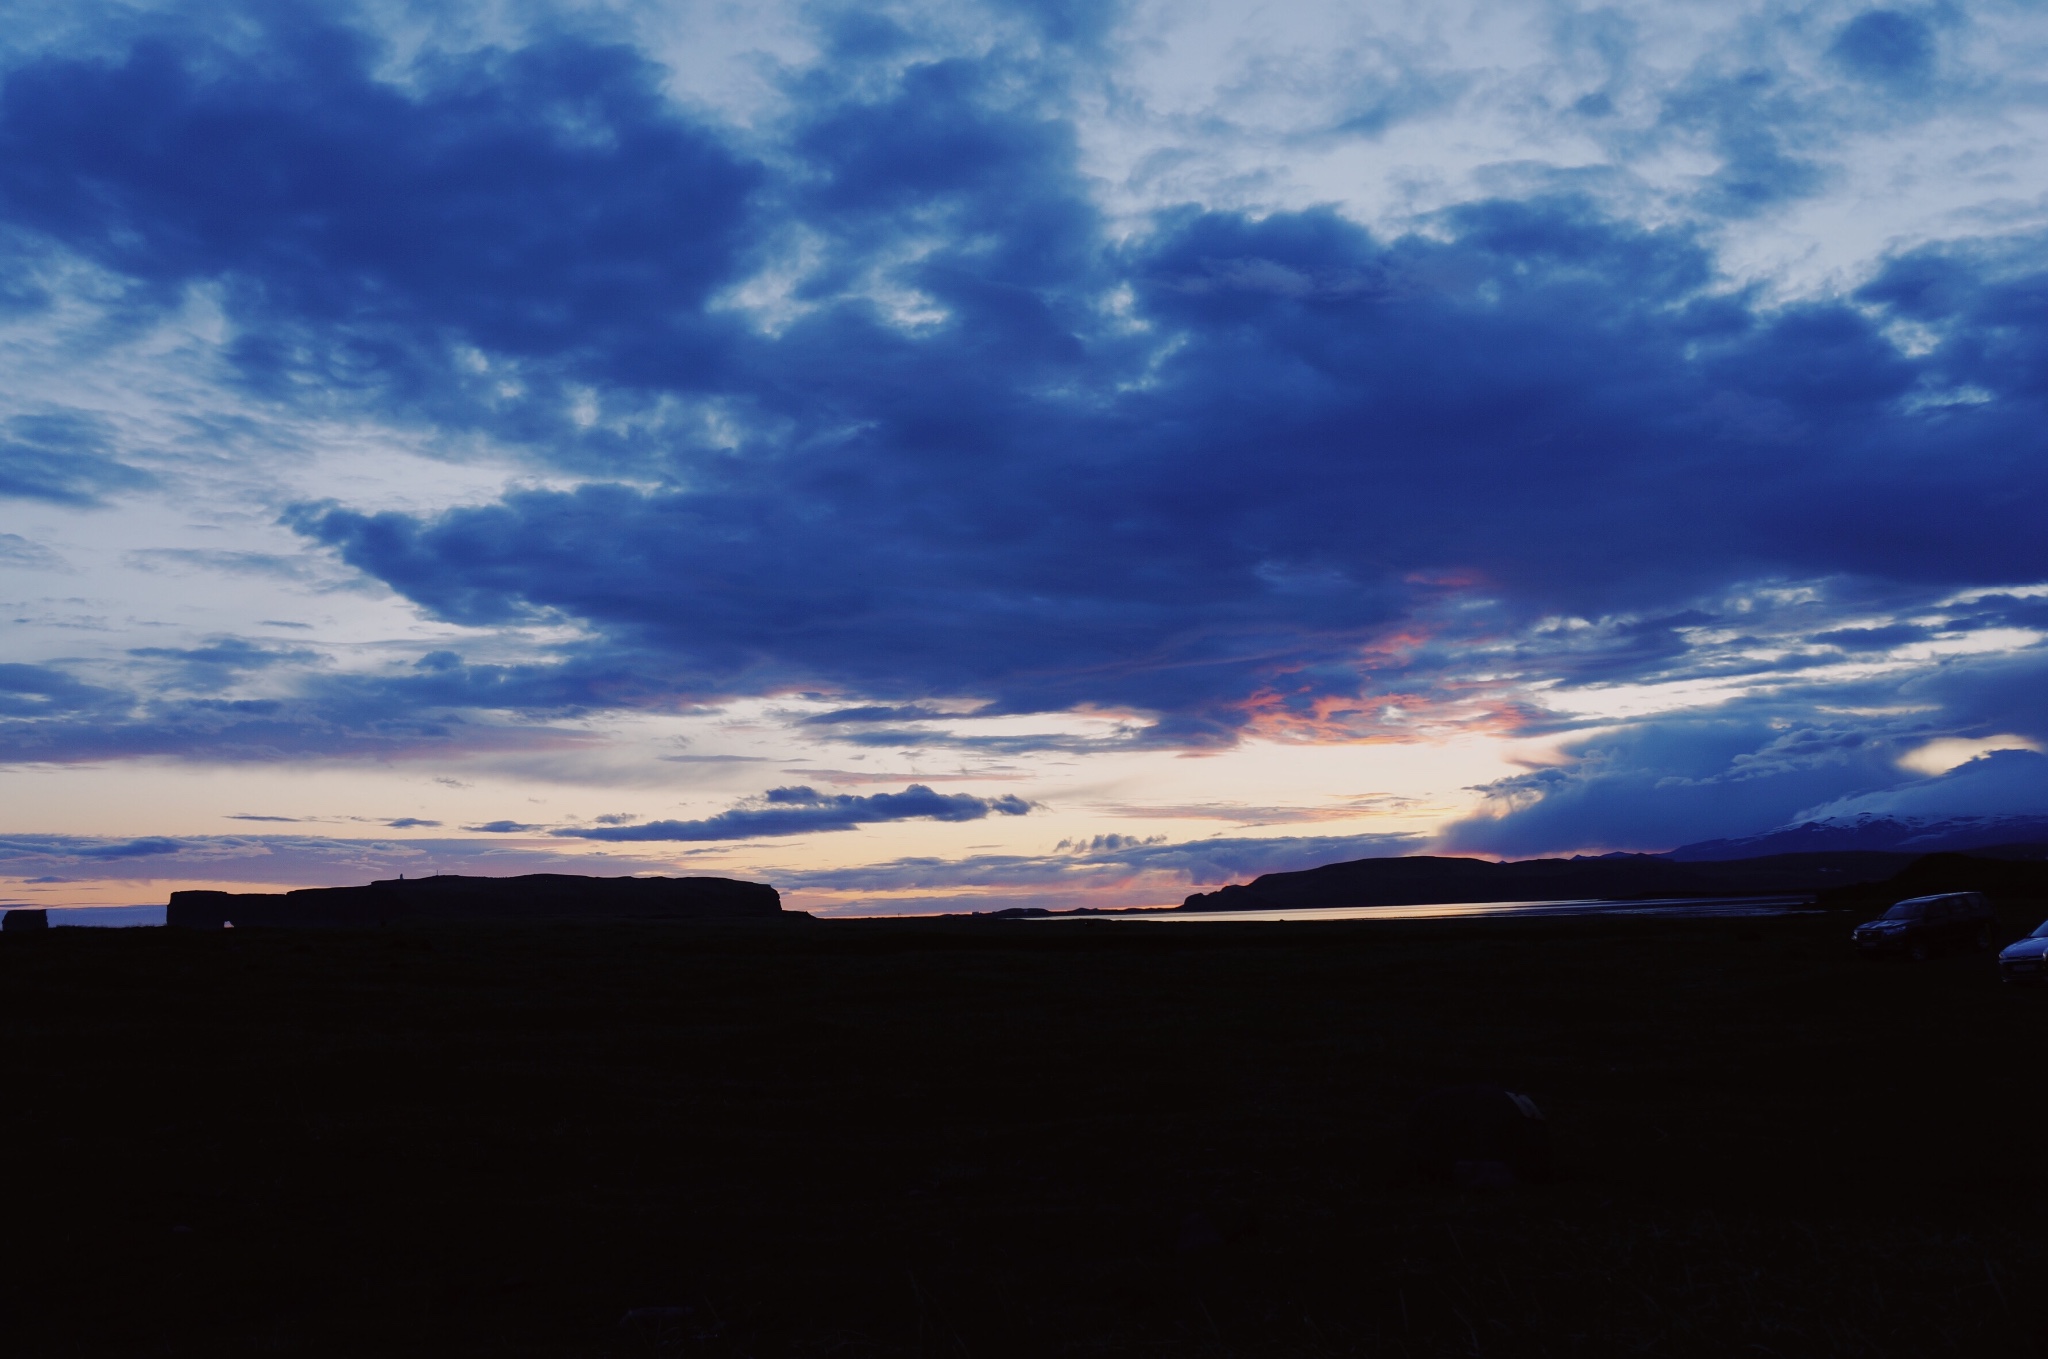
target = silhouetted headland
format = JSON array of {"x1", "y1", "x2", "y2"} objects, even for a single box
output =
[
  {"x1": 1176, "y1": 845, "x2": 2048, "y2": 913},
  {"x1": 167, "y1": 873, "x2": 793, "y2": 929}
]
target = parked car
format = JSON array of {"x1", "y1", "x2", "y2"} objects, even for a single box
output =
[
  {"x1": 1852, "y1": 891, "x2": 1996, "y2": 961},
  {"x1": 1997, "y1": 919, "x2": 2048, "y2": 984}
]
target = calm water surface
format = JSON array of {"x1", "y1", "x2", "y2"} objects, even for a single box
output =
[{"x1": 1044, "y1": 895, "x2": 1817, "y2": 924}]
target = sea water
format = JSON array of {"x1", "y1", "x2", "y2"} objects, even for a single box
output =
[{"x1": 1042, "y1": 895, "x2": 1816, "y2": 923}]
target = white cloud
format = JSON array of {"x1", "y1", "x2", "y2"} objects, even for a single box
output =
[{"x1": 1898, "y1": 733, "x2": 2042, "y2": 776}]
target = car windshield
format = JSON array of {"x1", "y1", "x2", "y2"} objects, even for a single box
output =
[
  {"x1": 2033, "y1": 921, "x2": 2048, "y2": 939},
  {"x1": 1882, "y1": 901, "x2": 1926, "y2": 921}
]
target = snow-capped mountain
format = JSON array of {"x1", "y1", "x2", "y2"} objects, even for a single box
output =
[{"x1": 1669, "y1": 814, "x2": 2048, "y2": 862}]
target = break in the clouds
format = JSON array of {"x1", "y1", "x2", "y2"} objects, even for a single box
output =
[{"x1": 3, "y1": 0, "x2": 2048, "y2": 909}]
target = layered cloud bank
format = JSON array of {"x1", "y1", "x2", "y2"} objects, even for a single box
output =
[
  {"x1": 3, "y1": 1, "x2": 2047, "y2": 909},
  {"x1": 556, "y1": 785, "x2": 1032, "y2": 842}
]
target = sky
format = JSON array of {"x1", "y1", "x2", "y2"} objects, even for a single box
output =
[{"x1": 4, "y1": 0, "x2": 2048, "y2": 915}]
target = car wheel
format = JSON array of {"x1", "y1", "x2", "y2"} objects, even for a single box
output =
[{"x1": 1908, "y1": 938, "x2": 1930, "y2": 963}]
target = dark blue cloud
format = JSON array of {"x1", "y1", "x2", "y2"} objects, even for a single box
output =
[
  {"x1": 71, "y1": 836, "x2": 186, "y2": 860},
  {"x1": 0, "y1": 9, "x2": 759, "y2": 453},
  {"x1": 983, "y1": 0, "x2": 1126, "y2": 49},
  {"x1": 0, "y1": 826, "x2": 192, "y2": 859},
  {"x1": 0, "y1": 663, "x2": 121, "y2": 720},
  {"x1": 558, "y1": 784, "x2": 1030, "y2": 841},
  {"x1": 283, "y1": 188, "x2": 2048, "y2": 747},
  {"x1": 130, "y1": 640, "x2": 314, "y2": 667},
  {"x1": 800, "y1": 704, "x2": 980, "y2": 726},
  {"x1": 1830, "y1": 11, "x2": 1936, "y2": 89},
  {"x1": 1438, "y1": 711, "x2": 1918, "y2": 856},
  {"x1": 129, "y1": 639, "x2": 324, "y2": 691},
  {"x1": 1804, "y1": 748, "x2": 2048, "y2": 820},
  {"x1": 0, "y1": 651, "x2": 613, "y2": 763},
  {"x1": 0, "y1": 707, "x2": 565, "y2": 763},
  {"x1": 1811, "y1": 623, "x2": 1932, "y2": 650},
  {"x1": 1664, "y1": 72, "x2": 1825, "y2": 215},
  {"x1": 465, "y1": 820, "x2": 540, "y2": 834},
  {"x1": 0, "y1": 413, "x2": 153, "y2": 504},
  {"x1": 1943, "y1": 594, "x2": 2048, "y2": 633},
  {"x1": 1892, "y1": 646, "x2": 2048, "y2": 748},
  {"x1": 1856, "y1": 235, "x2": 2048, "y2": 414},
  {"x1": 1438, "y1": 643, "x2": 2048, "y2": 855}
]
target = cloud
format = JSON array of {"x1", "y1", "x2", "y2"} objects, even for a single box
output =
[
  {"x1": 0, "y1": 3, "x2": 2045, "y2": 869},
  {"x1": 123, "y1": 549, "x2": 331, "y2": 582},
  {"x1": 779, "y1": 767, "x2": 1022, "y2": 785},
  {"x1": 1660, "y1": 65, "x2": 1824, "y2": 216},
  {"x1": 1437, "y1": 643, "x2": 2048, "y2": 855},
  {"x1": 1829, "y1": 11, "x2": 1937, "y2": 90},
  {"x1": 1436, "y1": 705, "x2": 1924, "y2": 856},
  {"x1": 778, "y1": 828, "x2": 1426, "y2": 902},
  {"x1": 0, "y1": 413, "x2": 153, "y2": 505},
  {"x1": 0, "y1": 688, "x2": 595, "y2": 764},
  {"x1": 557, "y1": 783, "x2": 1030, "y2": 841},
  {"x1": 0, "y1": 833, "x2": 679, "y2": 886},
  {"x1": 799, "y1": 704, "x2": 979, "y2": 726},
  {"x1": 280, "y1": 189, "x2": 2048, "y2": 751},
  {"x1": 384, "y1": 818, "x2": 440, "y2": 829},
  {"x1": 0, "y1": 648, "x2": 657, "y2": 765},
  {"x1": 91, "y1": 837, "x2": 186, "y2": 859},
  {"x1": 0, "y1": 826, "x2": 192, "y2": 859},
  {"x1": 0, "y1": 663, "x2": 123, "y2": 721},
  {"x1": 0, "y1": 14, "x2": 765, "y2": 496},
  {"x1": 129, "y1": 639, "x2": 324, "y2": 689},
  {"x1": 465, "y1": 820, "x2": 542, "y2": 834},
  {"x1": 1811, "y1": 623, "x2": 1933, "y2": 651},
  {"x1": 1797, "y1": 748, "x2": 2048, "y2": 822},
  {"x1": 0, "y1": 533, "x2": 65, "y2": 569}
]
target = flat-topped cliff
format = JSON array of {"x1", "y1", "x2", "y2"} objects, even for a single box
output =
[{"x1": 168, "y1": 873, "x2": 789, "y2": 929}]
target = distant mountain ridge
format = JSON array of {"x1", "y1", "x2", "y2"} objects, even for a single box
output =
[
  {"x1": 1177, "y1": 824, "x2": 2048, "y2": 914},
  {"x1": 1668, "y1": 814, "x2": 2048, "y2": 861},
  {"x1": 1176, "y1": 850, "x2": 1929, "y2": 913}
]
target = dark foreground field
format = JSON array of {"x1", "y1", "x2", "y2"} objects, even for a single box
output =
[{"x1": 3, "y1": 908, "x2": 2045, "y2": 1357}]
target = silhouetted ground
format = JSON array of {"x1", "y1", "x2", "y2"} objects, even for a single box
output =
[{"x1": 3, "y1": 905, "x2": 2045, "y2": 1357}]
